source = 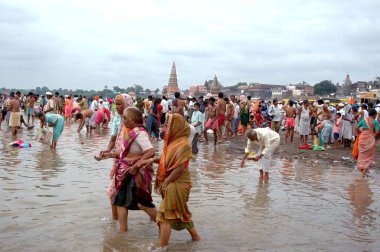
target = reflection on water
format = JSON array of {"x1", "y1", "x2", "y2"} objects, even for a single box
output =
[{"x1": 1, "y1": 123, "x2": 380, "y2": 251}]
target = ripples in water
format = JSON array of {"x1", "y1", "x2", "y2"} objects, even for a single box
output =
[{"x1": 0, "y1": 123, "x2": 379, "y2": 251}]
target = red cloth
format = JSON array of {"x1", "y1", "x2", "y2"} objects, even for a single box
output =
[
  {"x1": 103, "y1": 108, "x2": 111, "y2": 121},
  {"x1": 156, "y1": 104, "x2": 163, "y2": 127}
]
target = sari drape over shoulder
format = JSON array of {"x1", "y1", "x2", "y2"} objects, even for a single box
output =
[
  {"x1": 155, "y1": 114, "x2": 193, "y2": 230},
  {"x1": 110, "y1": 126, "x2": 154, "y2": 209},
  {"x1": 107, "y1": 93, "x2": 134, "y2": 199}
]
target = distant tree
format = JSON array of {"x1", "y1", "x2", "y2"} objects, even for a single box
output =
[
  {"x1": 113, "y1": 86, "x2": 122, "y2": 93},
  {"x1": 154, "y1": 88, "x2": 160, "y2": 94},
  {"x1": 162, "y1": 86, "x2": 167, "y2": 94},
  {"x1": 145, "y1": 88, "x2": 152, "y2": 95},
  {"x1": 204, "y1": 80, "x2": 210, "y2": 92},
  {"x1": 41, "y1": 86, "x2": 50, "y2": 93},
  {"x1": 314, "y1": 80, "x2": 336, "y2": 95},
  {"x1": 134, "y1": 84, "x2": 144, "y2": 95},
  {"x1": 126, "y1": 86, "x2": 136, "y2": 93},
  {"x1": 104, "y1": 85, "x2": 108, "y2": 90}
]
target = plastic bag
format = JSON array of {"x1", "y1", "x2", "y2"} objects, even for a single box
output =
[{"x1": 35, "y1": 128, "x2": 53, "y2": 145}]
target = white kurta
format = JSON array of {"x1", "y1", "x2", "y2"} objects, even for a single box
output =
[{"x1": 245, "y1": 128, "x2": 280, "y2": 172}]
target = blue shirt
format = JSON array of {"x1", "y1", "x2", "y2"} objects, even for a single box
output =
[
  {"x1": 111, "y1": 115, "x2": 122, "y2": 136},
  {"x1": 191, "y1": 110, "x2": 203, "y2": 134}
]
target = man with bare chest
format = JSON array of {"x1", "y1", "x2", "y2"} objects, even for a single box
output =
[
  {"x1": 76, "y1": 109, "x2": 96, "y2": 133},
  {"x1": 172, "y1": 92, "x2": 187, "y2": 117},
  {"x1": 216, "y1": 92, "x2": 226, "y2": 141},
  {"x1": 225, "y1": 97, "x2": 235, "y2": 139},
  {"x1": 204, "y1": 97, "x2": 219, "y2": 146},
  {"x1": 285, "y1": 100, "x2": 296, "y2": 143},
  {"x1": 8, "y1": 92, "x2": 21, "y2": 136}
]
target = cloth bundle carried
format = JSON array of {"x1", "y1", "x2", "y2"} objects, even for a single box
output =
[{"x1": 35, "y1": 128, "x2": 53, "y2": 145}]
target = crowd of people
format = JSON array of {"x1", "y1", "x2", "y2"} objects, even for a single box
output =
[{"x1": 1, "y1": 89, "x2": 380, "y2": 249}]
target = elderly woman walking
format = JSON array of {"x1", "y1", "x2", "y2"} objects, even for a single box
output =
[
  {"x1": 355, "y1": 109, "x2": 379, "y2": 177},
  {"x1": 104, "y1": 107, "x2": 157, "y2": 232},
  {"x1": 97, "y1": 94, "x2": 134, "y2": 220},
  {"x1": 240, "y1": 128, "x2": 280, "y2": 180},
  {"x1": 140, "y1": 114, "x2": 201, "y2": 249}
]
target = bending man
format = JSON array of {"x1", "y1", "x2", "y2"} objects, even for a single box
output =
[{"x1": 240, "y1": 128, "x2": 280, "y2": 180}]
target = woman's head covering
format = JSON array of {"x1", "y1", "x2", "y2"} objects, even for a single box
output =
[
  {"x1": 156, "y1": 114, "x2": 192, "y2": 188},
  {"x1": 115, "y1": 93, "x2": 134, "y2": 113},
  {"x1": 164, "y1": 114, "x2": 190, "y2": 145}
]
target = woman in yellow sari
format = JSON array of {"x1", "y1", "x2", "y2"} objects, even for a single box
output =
[{"x1": 140, "y1": 114, "x2": 200, "y2": 248}]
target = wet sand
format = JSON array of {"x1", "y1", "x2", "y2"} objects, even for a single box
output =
[{"x1": 0, "y1": 123, "x2": 379, "y2": 251}]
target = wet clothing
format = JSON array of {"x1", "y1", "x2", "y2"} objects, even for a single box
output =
[
  {"x1": 245, "y1": 128, "x2": 280, "y2": 172},
  {"x1": 146, "y1": 104, "x2": 159, "y2": 138},
  {"x1": 240, "y1": 105, "x2": 249, "y2": 127},
  {"x1": 298, "y1": 107, "x2": 310, "y2": 136},
  {"x1": 9, "y1": 112, "x2": 21, "y2": 127},
  {"x1": 46, "y1": 114, "x2": 64, "y2": 141},
  {"x1": 357, "y1": 119, "x2": 379, "y2": 171},
  {"x1": 110, "y1": 127, "x2": 155, "y2": 209},
  {"x1": 155, "y1": 114, "x2": 194, "y2": 230}
]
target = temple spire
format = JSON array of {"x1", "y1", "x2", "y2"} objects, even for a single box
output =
[{"x1": 167, "y1": 62, "x2": 179, "y2": 94}]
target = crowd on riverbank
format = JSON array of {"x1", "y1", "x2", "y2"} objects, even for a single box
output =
[{"x1": 1, "y1": 90, "x2": 379, "y2": 250}]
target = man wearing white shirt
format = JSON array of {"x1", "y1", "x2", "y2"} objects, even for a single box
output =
[
  {"x1": 240, "y1": 128, "x2": 280, "y2": 180},
  {"x1": 160, "y1": 96, "x2": 168, "y2": 125},
  {"x1": 190, "y1": 102, "x2": 203, "y2": 154},
  {"x1": 268, "y1": 99, "x2": 282, "y2": 132}
]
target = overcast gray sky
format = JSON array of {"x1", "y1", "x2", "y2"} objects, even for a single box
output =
[{"x1": 1, "y1": 0, "x2": 379, "y2": 90}]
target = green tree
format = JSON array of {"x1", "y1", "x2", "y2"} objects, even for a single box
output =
[
  {"x1": 113, "y1": 86, "x2": 122, "y2": 93},
  {"x1": 314, "y1": 80, "x2": 336, "y2": 95},
  {"x1": 126, "y1": 85, "x2": 136, "y2": 93},
  {"x1": 154, "y1": 88, "x2": 160, "y2": 95},
  {"x1": 162, "y1": 86, "x2": 167, "y2": 94},
  {"x1": 134, "y1": 84, "x2": 144, "y2": 95}
]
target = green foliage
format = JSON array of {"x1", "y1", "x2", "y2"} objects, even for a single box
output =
[
  {"x1": 162, "y1": 86, "x2": 167, "y2": 94},
  {"x1": 229, "y1": 82, "x2": 248, "y2": 91},
  {"x1": 314, "y1": 80, "x2": 336, "y2": 95}
]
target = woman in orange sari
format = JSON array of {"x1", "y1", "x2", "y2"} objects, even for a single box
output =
[
  {"x1": 140, "y1": 114, "x2": 200, "y2": 248},
  {"x1": 356, "y1": 109, "x2": 379, "y2": 177}
]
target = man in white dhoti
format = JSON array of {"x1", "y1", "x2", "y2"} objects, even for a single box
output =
[{"x1": 240, "y1": 128, "x2": 280, "y2": 180}]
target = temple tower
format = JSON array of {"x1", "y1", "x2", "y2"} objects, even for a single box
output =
[
  {"x1": 210, "y1": 75, "x2": 220, "y2": 93},
  {"x1": 343, "y1": 74, "x2": 353, "y2": 96},
  {"x1": 167, "y1": 62, "x2": 179, "y2": 94}
]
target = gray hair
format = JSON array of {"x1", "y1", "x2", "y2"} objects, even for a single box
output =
[{"x1": 245, "y1": 128, "x2": 257, "y2": 139}]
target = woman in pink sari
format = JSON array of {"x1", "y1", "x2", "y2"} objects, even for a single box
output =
[
  {"x1": 105, "y1": 107, "x2": 157, "y2": 232},
  {"x1": 64, "y1": 96, "x2": 73, "y2": 121},
  {"x1": 97, "y1": 94, "x2": 134, "y2": 220},
  {"x1": 356, "y1": 109, "x2": 379, "y2": 177}
]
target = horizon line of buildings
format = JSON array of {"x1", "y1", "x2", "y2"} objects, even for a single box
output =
[{"x1": 162, "y1": 62, "x2": 379, "y2": 99}]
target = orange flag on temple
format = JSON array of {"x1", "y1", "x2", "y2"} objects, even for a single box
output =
[{"x1": 349, "y1": 96, "x2": 354, "y2": 105}]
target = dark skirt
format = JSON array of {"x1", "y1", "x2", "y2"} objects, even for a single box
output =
[
  {"x1": 146, "y1": 115, "x2": 159, "y2": 138},
  {"x1": 112, "y1": 175, "x2": 155, "y2": 210}
]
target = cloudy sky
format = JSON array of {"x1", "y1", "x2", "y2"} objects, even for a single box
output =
[{"x1": 1, "y1": 0, "x2": 379, "y2": 90}]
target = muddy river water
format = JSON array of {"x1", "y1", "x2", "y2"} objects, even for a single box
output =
[{"x1": 1, "y1": 123, "x2": 379, "y2": 251}]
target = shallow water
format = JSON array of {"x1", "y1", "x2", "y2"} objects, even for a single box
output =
[{"x1": 1, "y1": 122, "x2": 379, "y2": 251}]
